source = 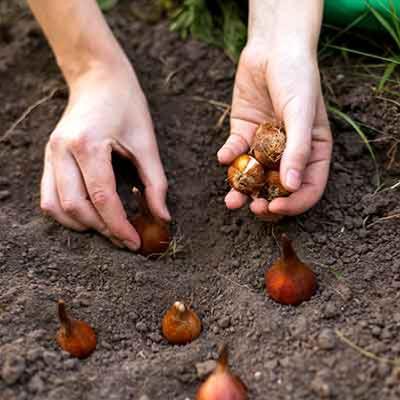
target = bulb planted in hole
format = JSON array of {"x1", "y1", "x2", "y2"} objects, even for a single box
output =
[
  {"x1": 56, "y1": 300, "x2": 96, "y2": 359},
  {"x1": 196, "y1": 344, "x2": 247, "y2": 400},
  {"x1": 227, "y1": 154, "x2": 265, "y2": 196},
  {"x1": 161, "y1": 301, "x2": 201, "y2": 345},
  {"x1": 265, "y1": 234, "x2": 317, "y2": 305},
  {"x1": 130, "y1": 187, "x2": 171, "y2": 256}
]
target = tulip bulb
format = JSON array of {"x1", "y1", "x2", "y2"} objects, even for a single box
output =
[
  {"x1": 196, "y1": 344, "x2": 247, "y2": 400},
  {"x1": 131, "y1": 187, "x2": 171, "y2": 256},
  {"x1": 227, "y1": 154, "x2": 265, "y2": 196},
  {"x1": 265, "y1": 234, "x2": 317, "y2": 305},
  {"x1": 56, "y1": 300, "x2": 97, "y2": 359},
  {"x1": 251, "y1": 122, "x2": 286, "y2": 168},
  {"x1": 265, "y1": 170, "x2": 290, "y2": 201},
  {"x1": 161, "y1": 301, "x2": 201, "y2": 344}
]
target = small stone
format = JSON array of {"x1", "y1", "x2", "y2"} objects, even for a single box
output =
[
  {"x1": 42, "y1": 350, "x2": 58, "y2": 365},
  {"x1": 310, "y1": 376, "x2": 332, "y2": 398},
  {"x1": 1, "y1": 354, "x2": 26, "y2": 384},
  {"x1": 323, "y1": 302, "x2": 337, "y2": 319},
  {"x1": 0, "y1": 190, "x2": 11, "y2": 201},
  {"x1": 28, "y1": 374, "x2": 44, "y2": 393},
  {"x1": 317, "y1": 329, "x2": 336, "y2": 350},
  {"x1": 371, "y1": 326, "x2": 381, "y2": 338},
  {"x1": 254, "y1": 371, "x2": 262, "y2": 380},
  {"x1": 148, "y1": 333, "x2": 163, "y2": 343},
  {"x1": 64, "y1": 358, "x2": 79, "y2": 370},
  {"x1": 26, "y1": 347, "x2": 43, "y2": 362},
  {"x1": 218, "y1": 316, "x2": 231, "y2": 329},
  {"x1": 136, "y1": 321, "x2": 148, "y2": 333},
  {"x1": 195, "y1": 360, "x2": 217, "y2": 379}
]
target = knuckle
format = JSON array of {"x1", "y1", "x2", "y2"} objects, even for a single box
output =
[
  {"x1": 68, "y1": 133, "x2": 92, "y2": 155},
  {"x1": 40, "y1": 200, "x2": 56, "y2": 215},
  {"x1": 91, "y1": 189, "x2": 111, "y2": 208},
  {"x1": 60, "y1": 199, "x2": 80, "y2": 217}
]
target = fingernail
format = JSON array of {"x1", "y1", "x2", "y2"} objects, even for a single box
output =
[
  {"x1": 286, "y1": 169, "x2": 302, "y2": 191},
  {"x1": 123, "y1": 240, "x2": 140, "y2": 252}
]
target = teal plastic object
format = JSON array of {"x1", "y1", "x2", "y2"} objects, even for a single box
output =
[{"x1": 323, "y1": 0, "x2": 400, "y2": 30}]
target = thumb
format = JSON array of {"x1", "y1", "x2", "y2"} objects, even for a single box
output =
[{"x1": 279, "y1": 93, "x2": 316, "y2": 192}]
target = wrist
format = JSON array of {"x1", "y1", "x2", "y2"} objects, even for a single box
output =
[{"x1": 248, "y1": 0, "x2": 323, "y2": 54}]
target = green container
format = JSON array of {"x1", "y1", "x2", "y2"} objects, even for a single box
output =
[{"x1": 324, "y1": 0, "x2": 400, "y2": 30}]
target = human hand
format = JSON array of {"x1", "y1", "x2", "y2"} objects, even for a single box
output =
[
  {"x1": 41, "y1": 63, "x2": 170, "y2": 250},
  {"x1": 218, "y1": 0, "x2": 332, "y2": 220}
]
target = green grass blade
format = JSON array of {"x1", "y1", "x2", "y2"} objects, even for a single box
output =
[
  {"x1": 377, "y1": 62, "x2": 397, "y2": 91},
  {"x1": 327, "y1": 45, "x2": 400, "y2": 64},
  {"x1": 368, "y1": 4, "x2": 400, "y2": 48},
  {"x1": 327, "y1": 105, "x2": 376, "y2": 162}
]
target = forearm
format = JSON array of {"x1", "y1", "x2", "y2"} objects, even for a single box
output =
[
  {"x1": 27, "y1": 0, "x2": 128, "y2": 82},
  {"x1": 248, "y1": 0, "x2": 323, "y2": 53}
]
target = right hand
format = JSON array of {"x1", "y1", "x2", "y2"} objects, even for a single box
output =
[{"x1": 41, "y1": 62, "x2": 170, "y2": 251}]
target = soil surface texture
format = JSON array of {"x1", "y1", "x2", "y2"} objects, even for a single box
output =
[{"x1": 1, "y1": 2, "x2": 400, "y2": 400}]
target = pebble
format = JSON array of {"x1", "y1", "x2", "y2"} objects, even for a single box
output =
[
  {"x1": 148, "y1": 333, "x2": 163, "y2": 343},
  {"x1": 1, "y1": 354, "x2": 26, "y2": 385},
  {"x1": 317, "y1": 329, "x2": 336, "y2": 350},
  {"x1": 64, "y1": 358, "x2": 79, "y2": 370},
  {"x1": 135, "y1": 271, "x2": 147, "y2": 285},
  {"x1": 310, "y1": 376, "x2": 332, "y2": 398},
  {"x1": 28, "y1": 374, "x2": 44, "y2": 393},
  {"x1": 136, "y1": 321, "x2": 148, "y2": 333},
  {"x1": 218, "y1": 316, "x2": 231, "y2": 329},
  {"x1": 42, "y1": 350, "x2": 59, "y2": 365},
  {"x1": 323, "y1": 302, "x2": 338, "y2": 319},
  {"x1": 195, "y1": 360, "x2": 217, "y2": 379},
  {"x1": 0, "y1": 190, "x2": 11, "y2": 201},
  {"x1": 254, "y1": 371, "x2": 262, "y2": 380},
  {"x1": 26, "y1": 347, "x2": 43, "y2": 362}
]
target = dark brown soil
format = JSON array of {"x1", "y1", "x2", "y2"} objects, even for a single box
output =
[{"x1": 1, "y1": 3, "x2": 400, "y2": 400}]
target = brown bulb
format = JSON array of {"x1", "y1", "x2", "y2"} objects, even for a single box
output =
[
  {"x1": 265, "y1": 170, "x2": 290, "y2": 201},
  {"x1": 251, "y1": 122, "x2": 286, "y2": 168},
  {"x1": 227, "y1": 154, "x2": 265, "y2": 196},
  {"x1": 161, "y1": 301, "x2": 201, "y2": 345},
  {"x1": 196, "y1": 345, "x2": 247, "y2": 400},
  {"x1": 130, "y1": 187, "x2": 171, "y2": 256},
  {"x1": 56, "y1": 300, "x2": 96, "y2": 359},
  {"x1": 265, "y1": 234, "x2": 317, "y2": 305}
]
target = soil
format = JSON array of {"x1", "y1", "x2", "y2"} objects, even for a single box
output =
[{"x1": 1, "y1": 2, "x2": 400, "y2": 400}]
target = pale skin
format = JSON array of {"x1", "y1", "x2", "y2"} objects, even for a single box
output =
[{"x1": 28, "y1": 0, "x2": 332, "y2": 250}]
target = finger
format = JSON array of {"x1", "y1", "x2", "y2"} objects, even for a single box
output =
[
  {"x1": 217, "y1": 119, "x2": 258, "y2": 165},
  {"x1": 249, "y1": 198, "x2": 270, "y2": 216},
  {"x1": 40, "y1": 146, "x2": 87, "y2": 232},
  {"x1": 73, "y1": 141, "x2": 141, "y2": 251},
  {"x1": 279, "y1": 91, "x2": 316, "y2": 192},
  {"x1": 131, "y1": 140, "x2": 171, "y2": 222},
  {"x1": 225, "y1": 189, "x2": 248, "y2": 209},
  {"x1": 52, "y1": 150, "x2": 124, "y2": 247}
]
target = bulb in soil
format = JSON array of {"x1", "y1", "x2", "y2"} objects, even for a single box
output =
[
  {"x1": 131, "y1": 187, "x2": 171, "y2": 256},
  {"x1": 251, "y1": 122, "x2": 286, "y2": 168},
  {"x1": 227, "y1": 154, "x2": 265, "y2": 196},
  {"x1": 196, "y1": 344, "x2": 247, "y2": 400},
  {"x1": 162, "y1": 301, "x2": 202, "y2": 345},
  {"x1": 56, "y1": 300, "x2": 96, "y2": 359},
  {"x1": 265, "y1": 170, "x2": 290, "y2": 201},
  {"x1": 265, "y1": 234, "x2": 317, "y2": 305}
]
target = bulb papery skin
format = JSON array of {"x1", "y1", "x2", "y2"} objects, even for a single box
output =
[
  {"x1": 227, "y1": 155, "x2": 265, "y2": 196},
  {"x1": 161, "y1": 302, "x2": 201, "y2": 345},
  {"x1": 265, "y1": 170, "x2": 290, "y2": 201},
  {"x1": 265, "y1": 235, "x2": 317, "y2": 305},
  {"x1": 131, "y1": 214, "x2": 170, "y2": 256},
  {"x1": 251, "y1": 122, "x2": 286, "y2": 168},
  {"x1": 56, "y1": 320, "x2": 97, "y2": 359},
  {"x1": 196, "y1": 372, "x2": 247, "y2": 400},
  {"x1": 56, "y1": 300, "x2": 96, "y2": 359}
]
